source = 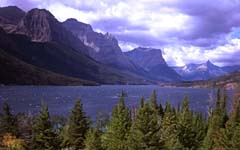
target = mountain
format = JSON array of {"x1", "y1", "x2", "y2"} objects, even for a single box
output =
[
  {"x1": 125, "y1": 47, "x2": 181, "y2": 82},
  {"x1": 0, "y1": 6, "x2": 25, "y2": 32},
  {"x1": 10, "y1": 8, "x2": 89, "y2": 55},
  {"x1": 173, "y1": 60, "x2": 240, "y2": 81},
  {"x1": 62, "y1": 18, "x2": 138, "y2": 71},
  {"x1": 172, "y1": 71, "x2": 240, "y2": 89},
  {"x1": 0, "y1": 48, "x2": 97, "y2": 85},
  {"x1": 0, "y1": 7, "x2": 149, "y2": 85}
]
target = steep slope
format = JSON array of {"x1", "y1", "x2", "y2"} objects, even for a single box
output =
[
  {"x1": 0, "y1": 27, "x2": 147, "y2": 84},
  {"x1": 0, "y1": 48, "x2": 97, "y2": 85},
  {"x1": 125, "y1": 47, "x2": 181, "y2": 82},
  {"x1": 173, "y1": 60, "x2": 233, "y2": 80},
  {"x1": 62, "y1": 18, "x2": 138, "y2": 71}
]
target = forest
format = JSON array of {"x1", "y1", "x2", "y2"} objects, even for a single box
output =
[{"x1": 0, "y1": 88, "x2": 240, "y2": 150}]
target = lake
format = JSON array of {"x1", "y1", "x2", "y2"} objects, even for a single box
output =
[{"x1": 0, "y1": 85, "x2": 225, "y2": 119}]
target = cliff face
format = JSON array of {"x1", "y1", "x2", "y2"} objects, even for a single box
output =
[
  {"x1": 62, "y1": 19, "x2": 138, "y2": 71},
  {"x1": 125, "y1": 47, "x2": 181, "y2": 82},
  {"x1": 3, "y1": 9, "x2": 88, "y2": 55}
]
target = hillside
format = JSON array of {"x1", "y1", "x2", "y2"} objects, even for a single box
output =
[{"x1": 0, "y1": 48, "x2": 97, "y2": 85}]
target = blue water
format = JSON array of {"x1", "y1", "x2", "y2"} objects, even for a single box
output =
[{"x1": 0, "y1": 85, "x2": 224, "y2": 119}]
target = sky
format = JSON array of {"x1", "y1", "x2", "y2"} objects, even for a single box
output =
[{"x1": 1, "y1": 0, "x2": 240, "y2": 66}]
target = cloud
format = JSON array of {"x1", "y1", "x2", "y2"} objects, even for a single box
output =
[{"x1": 1, "y1": 0, "x2": 240, "y2": 66}]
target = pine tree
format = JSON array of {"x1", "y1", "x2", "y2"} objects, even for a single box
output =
[
  {"x1": 202, "y1": 89, "x2": 228, "y2": 150},
  {"x1": 128, "y1": 102, "x2": 165, "y2": 150},
  {"x1": 102, "y1": 95, "x2": 131, "y2": 150},
  {"x1": 161, "y1": 102, "x2": 178, "y2": 149},
  {"x1": 68, "y1": 98, "x2": 89, "y2": 150},
  {"x1": 177, "y1": 95, "x2": 205, "y2": 150},
  {"x1": 218, "y1": 86, "x2": 240, "y2": 149},
  {"x1": 84, "y1": 128, "x2": 103, "y2": 150},
  {"x1": 150, "y1": 90, "x2": 159, "y2": 112},
  {"x1": 159, "y1": 103, "x2": 164, "y2": 118},
  {"x1": 0, "y1": 103, "x2": 18, "y2": 136},
  {"x1": 31, "y1": 102, "x2": 59, "y2": 150}
]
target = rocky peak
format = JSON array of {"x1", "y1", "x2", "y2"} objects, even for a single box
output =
[
  {"x1": 12, "y1": 8, "x2": 89, "y2": 54},
  {"x1": 0, "y1": 6, "x2": 25, "y2": 24},
  {"x1": 125, "y1": 47, "x2": 181, "y2": 81},
  {"x1": 14, "y1": 8, "x2": 56, "y2": 42},
  {"x1": 64, "y1": 18, "x2": 93, "y2": 33},
  {"x1": 126, "y1": 47, "x2": 166, "y2": 68},
  {"x1": 62, "y1": 19, "x2": 138, "y2": 70}
]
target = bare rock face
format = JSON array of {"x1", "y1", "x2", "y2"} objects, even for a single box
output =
[
  {"x1": 11, "y1": 9, "x2": 88, "y2": 54},
  {"x1": 125, "y1": 47, "x2": 167, "y2": 70},
  {"x1": 0, "y1": 6, "x2": 25, "y2": 33},
  {"x1": 62, "y1": 19, "x2": 137, "y2": 71},
  {"x1": 15, "y1": 9, "x2": 52, "y2": 42},
  {"x1": 125, "y1": 47, "x2": 181, "y2": 82}
]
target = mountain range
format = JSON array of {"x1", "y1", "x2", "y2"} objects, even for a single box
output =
[
  {"x1": 173, "y1": 60, "x2": 240, "y2": 81},
  {"x1": 0, "y1": 6, "x2": 239, "y2": 85},
  {"x1": 0, "y1": 6, "x2": 181, "y2": 85}
]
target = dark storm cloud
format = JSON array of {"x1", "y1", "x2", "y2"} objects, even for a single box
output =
[{"x1": 172, "y1": 0, "x2": 240, "y2": 44}]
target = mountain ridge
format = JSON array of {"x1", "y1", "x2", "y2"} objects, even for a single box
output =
[
  {"x1": 125, "y1": 47, "x2": 181, "y2": 82},
  {"x1": 173, "y1": 60, "x2": 240, "y2": 81}
]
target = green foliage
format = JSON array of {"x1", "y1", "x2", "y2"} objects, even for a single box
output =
[
  {"x1": 31, "y1": 102, "x2": 59, "y2": 150},
  {"x1": 202, "y1": 89, "x2": 229, "y2": 150},
  {"x1": 177, "y1": 95, "x2": 206, "y2": 150},
  {"x1": 85, "y1": 128, "x2": 103, "y2": 150},
  {"x1": 0, "y1": 103, "x2": 18, "y2": 136},
  {"x1": 161, "y1": 102, "x2": 178, "y2": 149},
  {"x1": 2, "y1": 89, "x2": 240, "y2": 150},
  {"x1": 128, "y1": 102, "x2": 165, "y2": 150},
  {"x1": 150, "y1": 90, "x2": 158, "y2": 111},
  {"x1": 68, "y1": 98, "x2": 89, "y2": 150},
  {"x1": 102, "y1": 95, "x2": 131, "y2": 150}
]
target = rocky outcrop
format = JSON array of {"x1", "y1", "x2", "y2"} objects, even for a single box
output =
[
  {"x1": 8, "y1": 9, "x2": 88, "y2": 55},
  {"x1": 125, "y1": 47, "x2": 181, "y2": 82},
  {"x1": 62, "y1": 19, "x2": 138, "y2": 71},
  {"x1": 0, "y1": 6, "x2": 25, "y2": 32}
]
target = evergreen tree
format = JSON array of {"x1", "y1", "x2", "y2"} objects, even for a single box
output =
[
  {"x1": 102, "y1": 95, "x2": 131, "y2": 150},
  {"x1": 202, "y1": 89, "x2": 228, "y2": 150},
  {"x1": 0, "y1": 103, "x2": 18, "y2": 136},
  {"x1": 31, "y1": 102, "x2": 59, "y2": 150},
  {"x1": 84, "y1": 128, "x2": 103, "y2": 150},
  {"x1": 128, "y1": 102, "x2": 165, "y2": 150},
  {"x1": 150, "y1": 90, "x2": 159, "y2": 112},
  {"x1": 217, "y1": 86, "x2": 240, "y2": 149},
  {"x1": 161, "y1": 102, "x2": 178, "y2": 149},
  {"x1": 159, "y1": 103, "x2": 164, "y2": 118},
  {"x1": 68, "y1": 98, "x2": 89, "y2": 150},
  {"x1": 177, "y1": 95, "x2": 205, "y2": 150}
]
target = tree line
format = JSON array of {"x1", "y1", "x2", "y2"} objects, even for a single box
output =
[{"x1": 0, "y1": 88, "x2": 240, "y2": 150}]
